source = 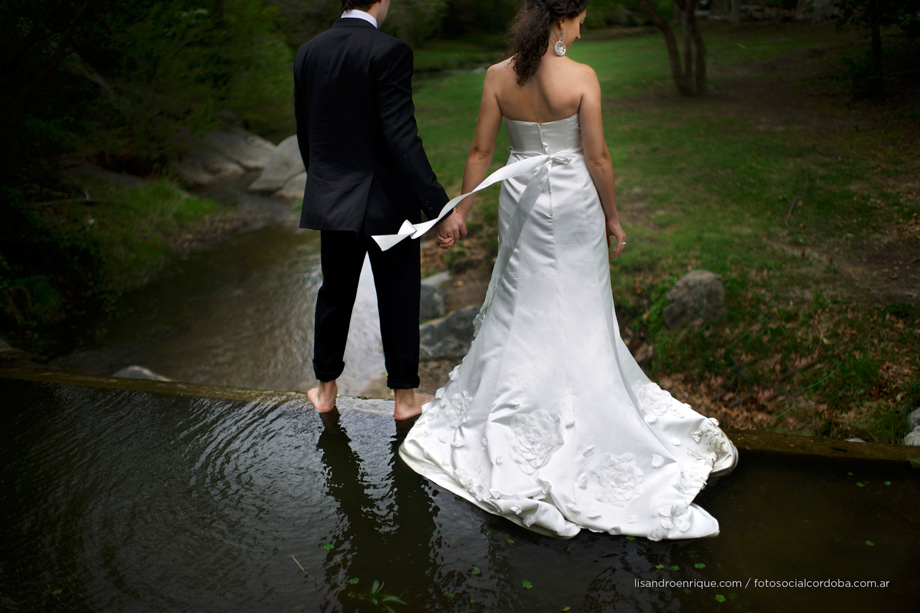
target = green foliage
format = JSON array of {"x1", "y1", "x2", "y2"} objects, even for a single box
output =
[
  {"x1": 1, "y1": 0, "x2": 292, "y2": 180},
  {"x1": 0, "y1": 181, "x2": 226, "y2": 353},
  {"x1": 836, "y1": 0, "x2": 920, "y2": 35},
  {"x1": 412, "y1": 22, "x2": 919, "y2": 442},
  {"x1": 441, "y1": 0, "x2": 519, "y2": 38},
  {"x1": 384, "y1": 0, "x2": 449, "y2": 46},
  {"x1": 349, "y1": 580, "x2": 407, "y2": 612}
]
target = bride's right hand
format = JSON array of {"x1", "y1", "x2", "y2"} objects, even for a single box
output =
[{"x1": 606, "y1": 217, "x2": 626, "y2": 260}]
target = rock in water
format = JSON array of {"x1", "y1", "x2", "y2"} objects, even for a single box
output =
[
  {"x1": 249, "y1": 135, "x2": 305, "y2": 193},
  {"x1": 276, "y1": 172, "x2": 307, "y2": 200},
  {"x1": 170, "y1": 128, "x2": 245, "y2": 187},
  {"x1": 204, "y1": 129, "x2": 276, "y2": 170},
  {"x1": 419, "y1": 307, "x2": 479, "y2": 360},
  {"x1": 420, "y1": 284, "x2": 449, "y2": 321},
  {"x1": 112, "y1": 366, "x2": 172, "y2": 382},
  {"x1": 663, "y1": 270, "x2": 726, "y2": 329}
]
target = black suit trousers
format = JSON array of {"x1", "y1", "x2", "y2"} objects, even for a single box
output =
[{"x1": 313, "y1": 231, "x2": 421, "y2": 389}]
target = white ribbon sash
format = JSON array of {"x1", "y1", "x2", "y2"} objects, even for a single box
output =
[{"x1": 372, "y1": 147, "x2": 583, "y2": 251}]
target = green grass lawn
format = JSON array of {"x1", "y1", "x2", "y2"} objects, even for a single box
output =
[{"x1": 412, "y1": 22, "x2": 920, "y2": 443}]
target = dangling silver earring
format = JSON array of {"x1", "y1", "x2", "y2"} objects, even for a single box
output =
[{"x1": 554, "y1": 38, "x2": 567, "y2": 57}]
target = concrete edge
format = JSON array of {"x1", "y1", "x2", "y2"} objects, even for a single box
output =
[
  {"x1": 0, "y1": 367, "x2": 394, "y2": 417},
  {"x1": 2, "y1": 366, "x2": 918, "y2": 465}
]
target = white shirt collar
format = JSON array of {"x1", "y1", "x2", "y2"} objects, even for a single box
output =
[{"x1": 341, "y1": 9, "x2": 378, "y2": 29}]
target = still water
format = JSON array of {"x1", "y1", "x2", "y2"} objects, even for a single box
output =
[
  {"x1": 0, "y1": 378, "x2": 916, "y2": 611},
  {"x1": 54, "y1": 182, "x2": 384, "y2": 396}
]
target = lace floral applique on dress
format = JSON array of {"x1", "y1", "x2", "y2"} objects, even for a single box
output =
[
  {"x1": 647, "y1": 501, "x2": 694, "y2": 541},
  {"x1": 591, "y1": 453, "x2": 646, "y2": 506},
  {"x1": 632, "y1": 381, "x2": 689, "y2": 423},
  {"x1": 444, "y1": 391, "x2": 472, "y2": 429},
  {"x1": 507, "y1": 409, "x2": 564, "y2": 475}
]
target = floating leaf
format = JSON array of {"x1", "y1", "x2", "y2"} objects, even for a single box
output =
[
  {"x1": 857, "y1": 482, "x2": 865, "y2": 487},
  {"x1": 562, "y1": 607, "x2": 571, "y2": 612},
  {"x1": 348, "y1": 577, "x2": 359, "y2": 585},
  {"x1": 522, "y1": 580, "x2": 533, "y2": 589},
  {"x1": 909, "y1": 457, "x2": 920, "y2": 469},
  {"x1": 625, "y1": 536, "x2": 636, "y2": 541},
  {"x1": 694, "y1": 563, "x2": 706, "y2": 569},
  {"x1": 884, "y1": 481, "x2": 891, "y2": 485},
  {"x1": 506, "y1": 538, "x2": 515, "y2": 545},
  {"x1": 670, "y1": 565, "x2": 680, "y2": 571},
  {"x1": 322, "y1": 544, "x2": 334, "y2": 551},
  {"x1": 52, "y1": 589, "x2": 63, "y2": 596},
  {"x1": 847, "y1": 472, "x2": 854, "y2": 476},
  {"x1": 865, "y1": 540, "x2": 875, "y2": 546},
  {"x1": 655, "y1": 564, "x2": 665, "y2": 570},
  {"x1": 715, "y1": 594, "x2": 726, "y2": 603},
  {"x1": 472, "y1": 566, "x2": 481, "y2": 575}
]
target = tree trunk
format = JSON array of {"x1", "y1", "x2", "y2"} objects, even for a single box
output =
[
  {"x1": 869, "y1": 2, "x2": 883, "y2": 93},
  {"x1": 681, "y1": 2, "x2": 693, "y2": 82},
  {"x1": 688, "y1": 1, "x2": 707, "y2": 94},
  {"x1": 730, "y1": 0, "x2": 741, "y2": 23},
  {"x1": 710, "y1": 0, "x2": 730, "y2": 18},
  {"x1": 214, "y1": 0, "x2": 225, "y2": 29},
  {"x1": 638, "y1": 0, "x2": 695, "y2": 95}
]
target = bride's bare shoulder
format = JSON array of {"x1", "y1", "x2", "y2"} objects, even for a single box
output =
[
  {"x1": 565, "y1": 58, "x2": 599, "y2": 81},
  {"x1": 483, "y1": 58, "x2": 516, "y2": 91},
  {"x1": 486, "y1": 58, "x2": 515, "y2": 78}
]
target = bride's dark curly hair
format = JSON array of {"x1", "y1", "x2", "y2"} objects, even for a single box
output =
[{"x1": 510, "y1": 0, "x2": 589, "y2": 85}]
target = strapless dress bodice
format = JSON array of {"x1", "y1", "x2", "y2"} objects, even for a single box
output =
[{"x1": 505, "y1": 113, "x2": 582, "y2": 154}]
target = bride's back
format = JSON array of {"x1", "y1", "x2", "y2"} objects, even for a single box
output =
[{"x1": 490, "y1": 55, "x2": 592, "y2": 124}]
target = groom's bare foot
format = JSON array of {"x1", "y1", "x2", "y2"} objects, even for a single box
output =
[
  {"x1": 308, "y1": 380, "x2": 338, "y2": 413},
  {"x1": 393, "y1": 389, "x2": 430, "y2": 421}
]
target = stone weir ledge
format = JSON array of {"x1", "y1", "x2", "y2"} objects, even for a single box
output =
[{"x1": 0, "y1": 361, "x2": 917, "y2": 466}]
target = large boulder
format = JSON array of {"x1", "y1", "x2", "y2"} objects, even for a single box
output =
[
  {"x1": 249, "y1": 135, "x2": 305, "y2": 192},
  {"x1": 419, "y1": 307, "x2": 479, "y2": 360},
  {"x1": 204, "y1": 128, "x2": 275, "y2": 170},
  {"x1": 904, "y1": 428, "x2": 920, "y2": 447},
  {"x1": 276, "y1": 172, "x2": 308, "y2": 200},
  {"x1": 908, "y1": 407, "x2": 920, "y2": 429},
  {"x1": 663, "y1": 270, "x2": 726, "y2": 329},
  {"x1": 169, "y1": 129, "x2": 245, "y2": 187},
  {"x1": 420, "y1": 274, "x2": 449, "y2": 320}
]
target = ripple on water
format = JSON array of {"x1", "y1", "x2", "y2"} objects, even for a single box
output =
[{"x1": 1, "y1": 379, "x2": 917, "y2": 611}]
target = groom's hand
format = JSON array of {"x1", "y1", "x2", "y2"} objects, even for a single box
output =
[{"x1": 436, "y1": 211, "x2": 467, "y2": 250}]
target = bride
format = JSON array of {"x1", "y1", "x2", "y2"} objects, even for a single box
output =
[{"x1": 399, "y1": 0, "x2": 738, "y2": 540}]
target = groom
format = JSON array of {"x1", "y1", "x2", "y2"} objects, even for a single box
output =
[{"x1": 294, "y1": 0, "x2": 464, "y2": 420}]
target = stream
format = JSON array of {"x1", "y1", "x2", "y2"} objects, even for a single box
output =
[{"x1": 53, "y1": 172, "x2": 385, "y2": 396}]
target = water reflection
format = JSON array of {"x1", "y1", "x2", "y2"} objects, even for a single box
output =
[
  {"x1": 54, "y1": 225, "x2": 385, "y2": 396},
  {"x1": 0, "y1": 378, "x2": 916, "y2": 611},
  {"x1": 312, "y1": 410, "x2": 437, "y2": 608}
]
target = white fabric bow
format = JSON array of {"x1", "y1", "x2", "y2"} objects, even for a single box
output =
[{"x1": 372, "y1": 147, "x2": 582, "y2": 251}]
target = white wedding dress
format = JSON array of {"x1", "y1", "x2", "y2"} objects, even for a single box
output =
[{"x1": 400, "y1": 114, "x2": 737, "y2": 540}]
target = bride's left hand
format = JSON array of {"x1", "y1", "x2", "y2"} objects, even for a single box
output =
[
  {"x1": 436, "y1": 210, "x2": 467, "y2": 250},
  {"x1": 606, "y1": 218, "x2": 626, "y2": 260}
]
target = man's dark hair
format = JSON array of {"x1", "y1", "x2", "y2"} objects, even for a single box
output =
[{"x1": 341, "y1": 1, "x2": 376, "y2": 10}]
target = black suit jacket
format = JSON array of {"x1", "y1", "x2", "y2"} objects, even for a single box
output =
[{"x1": 293, "y1": 18, "x2": 449, "y2": 235}]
